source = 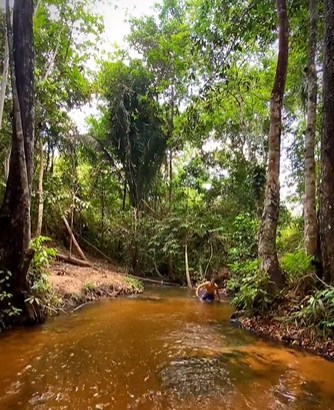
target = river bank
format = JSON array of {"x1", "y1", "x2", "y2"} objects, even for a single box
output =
[
  {"x1": 48, "y1": 259, "x2": 143, "y2": 310},
  {"x1": 237, "y1": 311, "x2": 334, "y2": 360}
]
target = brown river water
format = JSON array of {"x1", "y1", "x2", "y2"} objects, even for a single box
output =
[{"x1": 1, "y1": 287, "x2": 334, "y2": 409}]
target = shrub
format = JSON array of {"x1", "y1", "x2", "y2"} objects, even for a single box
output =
[
  {"x1": 291, "y1": 287, "x2": 334, "y2": 338},
  {"x1": 82, "y1": 282, "x2": 97, "y2": 293},
  {"x1": 124, "y1": 276, "x2": 144, "y2": 292},
  {"x1": 280, "y1": 250, "x2": 313, "y2": 285},
  {"x1": 0, "y1": 271, "x2": 22, "y2": 330},
  {"x1": 228, "y1": 213, "x2": 259, "y2": 261},
  {"x1": 226, "y1": 259, "x2": 274, "y2": 314},
  {"x1": 30, "y1": 236, "x2": 57, "y2": 274},
  {"x1": 26, "y1": 236, "x2": 59, "y2": 318},
  {"x1": 276, "y1": 221, "x2": 303, "y2": 255}
]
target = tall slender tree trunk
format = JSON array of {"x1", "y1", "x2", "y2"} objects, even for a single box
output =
[
  {"x1": 0, "y1": 27, "x2": 9, "y2": 129},
  {"x1": 69, "y1": 196, "x2": 75, "y2": 257},
  {"x1": 184, "y1": 243, "x2": 192, "y2": 289},
  {"x1": 100, "y1": 176, "x2": 105, "y2": 244},
  {"x1": 3, "y1": 154, "x2": 10, "y2": 180},
  {"x1": 35, "y1": 138, "x2": 44, "y2": 237},
  {"x1": 167, "y1": 82, "x2": 175, "y2": 209},
  {"x1": 258, "y1": 0, "x2": 289, "y2": 291},
  {"x1": 167, "y1": 84, "x2": 175, "y2": 276},
  {"x1": 1, "y1": 26, "x2": 10, "y2": 181},
  {"x1": 167, "y1": 147, "x2": 173, "y2": 278},
  {"x1": 319, "y1": 0, "x2": 334, "y2": 283},
  {"x1": 168, "y1": 148, "x2": 173, "y2": 207},
  {"x1": 122, "y1": 181, "x2": 127, "y2": 211},
  {"x1": 304, "y1": 0, "x2": 319, "y2": 258},
  {"x1": 0, "y1": 0, "x2": 37, "y2": 323},
  {"x1": 13, "y1": 2, "x2": 34, "y2": 192}
]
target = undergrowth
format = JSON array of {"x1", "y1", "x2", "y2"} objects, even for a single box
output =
[
  {"x1": 226, "y1": 259, "x2": 275, "y2": 314},
  {"x1": 82, "y1": 282, "x2": 97, "y2": 293},
  {"x1": 289, "y1": 287, "x2": 334, "y2": 339},
  {"x1": 227, "y1": 248, "x2": 334, "y2": 340},
  {"x1": 27, "y1": 236, "x2": 60, "y2": 318},
  {"x1": 124, "y1": 276, "x2": 144, "y2": 292},
  {"x1": 0, "y1": 271, "x2": 22, "y2": 330}
]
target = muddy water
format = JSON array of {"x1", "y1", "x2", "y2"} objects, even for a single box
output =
[{"x1": 1, "y1": 288, "x2": 334, "y2": 409}]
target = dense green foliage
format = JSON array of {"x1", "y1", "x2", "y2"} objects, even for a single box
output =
[
  {"x1": 226, "y1": 259, "x2": 273, "y2": 314},
  {"x1": 0, "y1": 271, "x2": 21, "y2": 329},
  {"x1": 26, "y1": 236, "x2": 59, "y2": 319},
  {"x1": 292, "y1": 287, "x2": 334, "y2": 338}
]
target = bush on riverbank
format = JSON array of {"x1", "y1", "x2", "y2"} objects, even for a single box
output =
[
  {"x1": 226, "y1": 260, "x2": 275, "y2": 314},
  {"x1": 227, "y1": 247, "x2": 334, "y2": 347}
]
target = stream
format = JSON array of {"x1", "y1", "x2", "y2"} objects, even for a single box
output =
[{"x1": 1, "y1": 287, "x2": 334, "y2": 409}]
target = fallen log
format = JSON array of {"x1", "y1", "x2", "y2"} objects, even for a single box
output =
[
  {"x1": 127, "y1": 274, "x2": 180, "y2": 287},
  {"x1": 56, "y1": 253, "x2": 92, "y2": 267}
]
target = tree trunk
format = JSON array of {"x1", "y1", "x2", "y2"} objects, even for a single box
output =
[
  {"x1": 132, "y1": 208, "x2": 140, "y2": 275},
  {"x1": 69, "y1": 199, "x2": 74, "y2": 257},
  {"x1": 0, "y1": 26, "x2": 9, "y2": 129},
  {"x1": 184, "y1": 243, "x2": 192, "y2": 289},
  {"x1": 13, "y1": 1, "x2": 35, "y2": 191},
  {"x1": 3, "y1": 152, "x2": 10, "y2": 181},
  {"x1": 56, "y1": 254, "x2": 92, "y2": 268},
  {"x1": 1, "y1": 25, "x2": 10, "y2": 182},
  {"x1": 168, "y1": 253, "x2": 173, "y2": 278},
  {"x1": 101, "y1": 177, "x2": 105, "y2": 244},
  {"x1": 167, "y1": 82, "x2": 175, "y2": 209},
  {"x1": 258, "y1": 0, "x2": 288, "y2": 291},
  {"x1": 304, "y1": 0, "x2": 319, "y2": 258},
  {"x1": 319, "y1": 0, "x2": 334, "y2": 283},
  {"x1": 168, "y1": 148, "x2": 173, "y2": 207},
  {"x1": 122, "y1": 181, "x2": 127, "y2": 211},
  {"x1": 0, "y1": 0, "x2": 36, "y2": 323},
  {"x1": 35, "y1": 138, "x2": 44, "y2": 237}
]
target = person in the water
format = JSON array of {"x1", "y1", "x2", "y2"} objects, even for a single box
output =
[{"x1": 196, "y1": 278, "x2": 221, "y2": 302}]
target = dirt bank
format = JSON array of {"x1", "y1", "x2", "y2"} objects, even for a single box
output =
[
  {"x1": 48, "y1": 259, "x2": 143, "y2": 310},
  {"x1": 238, "y1": 315, "x2": 334, "y2": 360}
]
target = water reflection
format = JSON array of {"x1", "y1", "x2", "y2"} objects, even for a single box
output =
[{"x1": 0, "y1": 287, "x2": 334, "y2": 409}]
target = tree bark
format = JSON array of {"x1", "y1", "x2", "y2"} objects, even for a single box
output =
[
  {"x1": 122, "y1": 181, "x2": 127, "y2": 211},
  {"x1": 258, "y1": 0, "x2": 288, "y2": 291},
  {"x1": 168, "y1": 85, "x2": 174, "y2": 209},
  {"x1": 319, "y1": 0, "x2": 334, "y2": 283},
  {"x1": 13, "y1": 0, "x2": 35, "y2": 191},
  {"x1": 1, "y1": 22, "x2": 10, "y2": 182},
  {"x1": 3, "y1": 152, "x2": 10, "y2": 181},
  {"x1": 304, "y1": 0, "x2": 319, "y2": 258},
  {"x1": 184, "y1": 243, "x2": 192, "y2": 289},
  {"x1": 35, "y1": 138, "x2": 45, "y2": 237},
  {"x1": 100, "y1": 177, "x2": 105, "y2": 244},
  {"x1": 0, "y1": 0, "x2": 36, "y2": 322},
  {"x1": 168, "y1": 148, "x2": 173, "y2": 207},
  {"x1": 56, "y1": 254, "x2": 92, "y2": 268},
  {"x1": 0, "y1": 26, "x2": 9, "y2": 129}
]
